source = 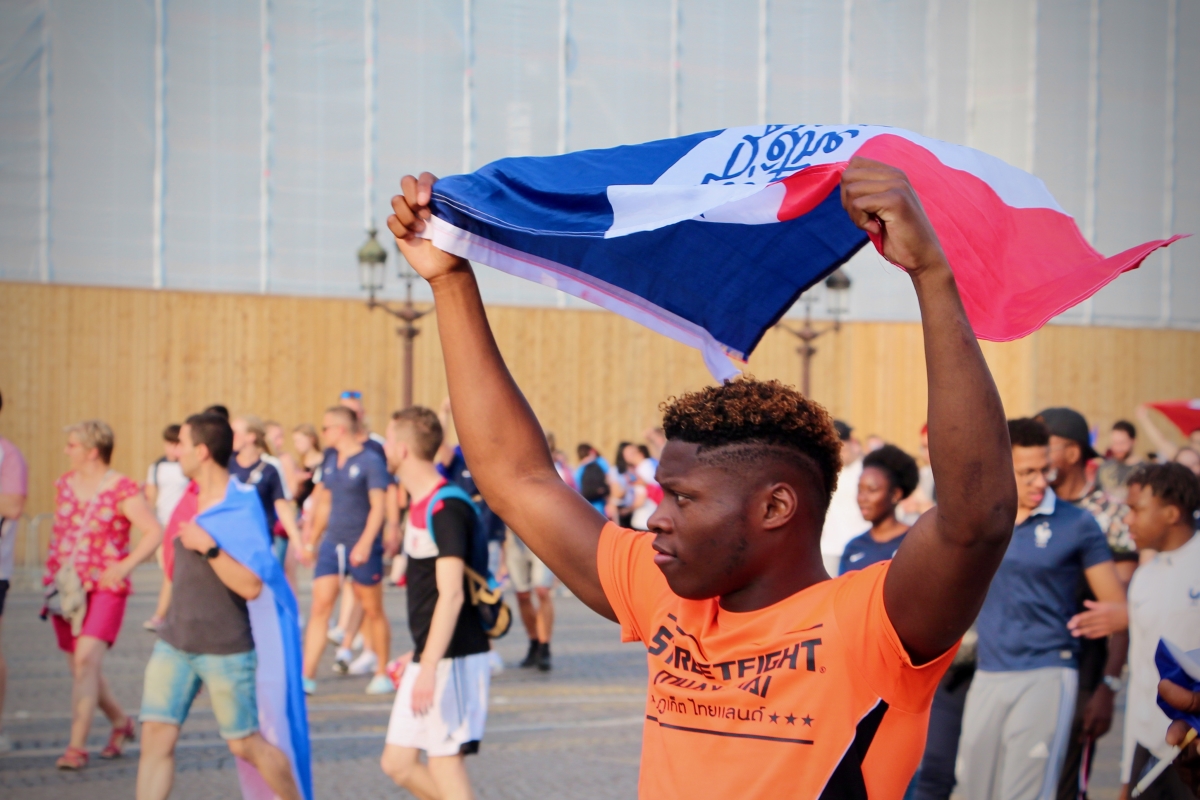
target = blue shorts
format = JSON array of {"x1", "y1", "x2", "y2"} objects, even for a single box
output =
[
  {"x1": 314, "y1": 536, "x2": 384, "y2": 586},
  {"x1": 140, "y1": 639, "x2": 258, "y2": 740}
]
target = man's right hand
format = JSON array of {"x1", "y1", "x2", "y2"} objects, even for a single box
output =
[{"x1": 386, "y1": 173, "x2": 468, "y2": 282}]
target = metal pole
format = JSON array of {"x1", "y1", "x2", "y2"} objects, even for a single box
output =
[
  {"x1": 924, "y1": 0, "x2": 938, "y2": 137},
  {"x1": 756, "y1": 0, "x2": 768, "y2": 126},
  {"x1": 840, "y1": 0, "x2": 853, "y2": 125},
  {"x1": 258, "y1": 0, "x2": 274, "y2": 294},
  {"x1": 152, "y1": 0, "x2": 166, "y2": 288},
  {"x1": 462, "y1": 0, "x2": 474, "y2": 172},
  {"x1": 1161, "y1": 0, "x2": 1177, "y2": 327},
  {"x1": 364, "y1": 0, "x2": 378, "y2": 229},
  {"x1": 1025, "y1": 0, "x2": 1038, "y2": 174},
  {"x1": 1080, "y1": 0, "x2": 1100, "y2": 324},
  {"x1": 557, "y1": 0, "x2": 569, "y2": 154},
  {"x1": 39, "y1": 0, "x2": 52, "y2": 283},
  {"x1": 668, "y1": 0, "x2": 680, "y2": 137}
]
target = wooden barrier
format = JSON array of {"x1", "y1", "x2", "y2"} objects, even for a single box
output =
[{"x1": 3, "y1": 282, "x2": 1198, "y2": 525}]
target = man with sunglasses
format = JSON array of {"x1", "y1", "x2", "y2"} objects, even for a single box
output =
[{"x1": 957, "y1": 418, "x2": 1127, "y2": 800}]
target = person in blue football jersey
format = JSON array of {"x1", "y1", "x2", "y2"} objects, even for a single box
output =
[
  {"x1": 957, "y1": 418, "x2": 1128, "y2": 800},
  {"x1": 839, "y1": 444, "x2": 920, "y2": 575}
]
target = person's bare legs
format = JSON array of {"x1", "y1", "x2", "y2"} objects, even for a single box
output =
[
  {"x1": 428, "y1": 754, "x2": 475, "y2": 800},
  {"x1": 336, "y1": 580, "x2": 361, "y2": 638},
  {"x1": 227, "y1": 732, "x2": 301, "y2": 800},
  {"x1": 152, "y1": 578, "x2": 172, "y2": 622},
  {"x1": 381, "y1": 744, "x2": 442, "y2": 800},
  {"x1": 304, "y1": 575, "x2": 341, "y2": 678},
  {"x1": 96, "y1": 673, "x2": 126, "y2": 726},
  {"x1": 354, "y1": 582, "x2": 389, "y2": 675},
  {"x1": 67, "y1": 636, "x2": 128, "y2": 749},
  {"x1": 534, "y1": 585, "x2": 554, "y2": 644},
  {"x1": 515, "y1": 592, "x2": 537, "y2": 640},
  {"x1": 136, "y1": 721, "x2": 180, "y2": 800}
]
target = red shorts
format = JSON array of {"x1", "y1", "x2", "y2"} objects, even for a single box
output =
[{"x1": 52, "y1": 590, "x2": 127, "y2": 652}]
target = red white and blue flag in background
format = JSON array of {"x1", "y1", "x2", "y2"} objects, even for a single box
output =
[{"x1": 420, "y1": 125, "x2": 1185, "y2": 381}]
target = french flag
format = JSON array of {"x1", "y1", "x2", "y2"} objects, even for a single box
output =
[{"x1": 421, "y1": 125, "x2": 1185, "y2": 381}]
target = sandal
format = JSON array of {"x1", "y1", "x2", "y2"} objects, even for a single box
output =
[
  {"x1": 56, "y1": 746, "x2": 89, "y2": 770},
  {"x1": 99, "y1": 718, "x2": 135, "y2": 759}
]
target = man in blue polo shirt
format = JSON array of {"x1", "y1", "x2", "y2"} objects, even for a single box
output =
[{"x1": 957, "y1": 418, "x2": 1127, "y2": 800}]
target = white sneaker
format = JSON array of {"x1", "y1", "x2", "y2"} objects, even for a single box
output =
[
  {"x1": 351, "y1": 632, "x2": 364, "y2": 651},
  {"x1": 488, "y1": 649, "x2": 505, "y2": 676},
  {"x1": 333, "y1": 647, "x2": 353, "y2": 675},
  {"x1": 348, "y1": 649, "x2": 379, "y2": 676},
  {"x1": 327, "y1": 626, "x2": 344, "y2": 646}
]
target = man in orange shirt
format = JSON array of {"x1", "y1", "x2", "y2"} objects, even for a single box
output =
[{"x1": 385, "y1": 159, "x2": 1018, "y2": 799}]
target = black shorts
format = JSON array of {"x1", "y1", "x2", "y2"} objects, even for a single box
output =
[{"x1": 0, "y1": 579, "x2": 9, "y2": 617}]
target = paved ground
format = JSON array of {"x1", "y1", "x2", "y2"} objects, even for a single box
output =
[{"x1": 0, "y1": 566, "x2": 1128, "y2": 798}]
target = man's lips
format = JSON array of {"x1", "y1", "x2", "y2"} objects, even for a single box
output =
[{"x1": 652, "y1": 541, "x2": 678, "y2": 566}]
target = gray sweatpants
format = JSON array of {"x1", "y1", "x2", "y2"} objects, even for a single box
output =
[{"x1": 956, "y1": 667, "x2": 1078, "y2": 800}]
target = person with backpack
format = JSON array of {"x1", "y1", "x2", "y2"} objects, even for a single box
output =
[
  {"x1": 574, "y1": 444, "x2": 610, "y2": 515},
  {"x1": 381, "y1": 406, "x2": 494, "y2": 800}
]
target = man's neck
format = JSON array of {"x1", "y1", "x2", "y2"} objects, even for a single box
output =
[
  {"x1": 194, "y1": 464, "x2": 230, "y2": 512},
  {"x1": 1158, "y1": 525, "x2": 1196, "y2": 554},
  {"x1": 236, "y1": 448, "x2": 260, "y2": 468},
  {"x1": 336, "y1": 439, "x2": 364, "y2": 460},
  {"x1": 1054, "y1": 466, "x2": 1090, "y2": 501},
  {"x1": 398, "y1": 460, "x2": 444, "y2": 502}
]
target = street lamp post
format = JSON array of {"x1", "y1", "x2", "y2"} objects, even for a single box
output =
[
  {"x1": 358, "y1": 227, "x2": 430, "y2": 410},
  {"x1": 777, "y1": 269, "x2": 852, "y2": 397}
]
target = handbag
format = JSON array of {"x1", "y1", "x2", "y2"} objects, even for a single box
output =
[{"x1": 44, "y1": 471, "x2": 113, "y2": 636}]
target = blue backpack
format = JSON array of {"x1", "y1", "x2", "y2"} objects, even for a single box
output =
[{"x1": 424, "y1": 484, "x2": 512, "y2": 639}]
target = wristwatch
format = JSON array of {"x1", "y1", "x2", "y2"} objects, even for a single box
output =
[
  {"x1": 1102, "y1": 674, "x2": 1124, "y2": 693},
  {"x1": 204, "y1": 544, "x2": 221, "y2": 560}
]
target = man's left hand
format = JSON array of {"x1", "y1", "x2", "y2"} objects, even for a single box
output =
[
  {"x1": 840, "y1": 157, "x2": 946, "y2": 276},
  {"x1": 179, "y1": 521, "x2": 216, "y2": 554},
  {"x1": 1068, "y1": 600, "x2": 1128, "y2": 639},
  {"x1": 411, "y1": 666, "x2": 436, "y2": 716},
  {"x1": 1082, "y1": 685, "x2": 1115, "y2": 739},
  {"x1": 350, "y1": 538, "x2": 372, "y2": 567}
]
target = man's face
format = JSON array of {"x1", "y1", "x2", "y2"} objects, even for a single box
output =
[
  {"x1": 1124, "y1": 483, "x2": 1175, "y2": 551},
  {"x1": 266, "y1": 424, "x2": 285, "y2": 454},
  {"x1": 384, "y1": 420, "x2": 408, "y2": 472},
  {"x1": 1108, "y1": 430, "x2": 1133, "y2": 461},
  {"x1": 340, "y1": 397, "x2": 364, "y2": 419},
  {"x1": 646, "y1": 441, "x2": 807, "y2": 600},
  {"x1": 622, "y1": 444, "x2": 642, "y2": 466},
  {"x1": 1012, "y1": 445, "x2": 1052, "y2": 511},
  {"x1": 323, "y1": 413, "x2": 348, "y2": 448},
  {"x1": 177, "y1": 424, "x2": 203, "y2": 478},
  {"x1": 231, "y1": 418, "x2": 249, "y2": 453},
  {"x1": 1045, "y1": 435, "x2": 1079, "y2": 487},
  {"x1": 163, "y1": 440, "x2": 181, "y2": 461},
  {"x1": 839, "y1": 438, "x2": 861, "y2": 467}
]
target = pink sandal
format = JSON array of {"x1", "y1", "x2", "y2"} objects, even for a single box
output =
[
  {"x1": 56, "y1": 746, "x2": 89, "y2": 770},
  {"x1": 99, "y1": 718, "x2": 135, "y2": 759}
]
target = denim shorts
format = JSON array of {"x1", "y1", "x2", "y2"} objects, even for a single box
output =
[{"x1": 140, "y1": 639, "x2": 259, "y2": 740}]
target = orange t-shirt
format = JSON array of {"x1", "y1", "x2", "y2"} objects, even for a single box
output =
[{"x1": 597, "y1": 523, "x2": 957, "y2": 800}]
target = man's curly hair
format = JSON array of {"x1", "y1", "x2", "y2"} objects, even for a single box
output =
[{"x1": 660, "y1": 378, "x2": 842, "y2": 504}]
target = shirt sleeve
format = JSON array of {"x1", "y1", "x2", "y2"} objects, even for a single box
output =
[
  {"x1": 316, "y1": 449, "x2": 335, "y2": 484},
  {"x1": 263, "y1": 465, "x2": 286, "y2": 505},
  {"x1": 1077, "y1": 515, "x2": 1114, "y2": 569},
  {"x1": 115, "y1": 475, "x2": 141, "y2": 503},
  {"x1": 0, "y1": 443, "x2": 28, "y2": 496},
  {"x1": 596, "y1": 522, "x2": 669, "y2": 645},
  {"x1": 146, "y1": 463, "x2": 157, "y2": 486},
  {"x1": 834, "y1": 562, "x2": 959, "y2": 713},
  {"x1": 365, "y1": 452, "x2": 390, "y2": 492},
  {"x1": 430, "y1": 499, "x2": 475, "y2": 561}
]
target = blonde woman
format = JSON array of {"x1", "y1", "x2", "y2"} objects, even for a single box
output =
[{"x1": 46, "y1": 420, "x2": 163, "y2": 770}]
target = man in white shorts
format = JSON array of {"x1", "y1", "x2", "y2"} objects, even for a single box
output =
[
  {"x1": 507, "y1": 530, "x2": 555, "y2": 671},
  {"x1": 381, "y1": 407, "x2": 490, "y2": 800}
]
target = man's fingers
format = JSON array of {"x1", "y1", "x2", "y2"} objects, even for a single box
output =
[
  {"x1": 1167, "y1": 719, "x2": 1192, "y2": 747},
  {"x1": 417, "y1": 172, "x2": 438, "y2": 210},
  {"x1": 390, "y1": 193, "x2": 418, "y2": 229},
  {"x1": 1160, "y1": 679, "x2": 1200, "y2": 713}
]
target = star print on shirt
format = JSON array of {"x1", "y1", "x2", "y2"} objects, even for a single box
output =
[
  {"x1": 769, "y1": 713, "x2": 779, "y2": 723},
  {"x1": 802, "y1": 715, "x2": 814, "y2": 726},
  {"x1": 785, "y1": 714, "x2": 797, "y2": 725}
]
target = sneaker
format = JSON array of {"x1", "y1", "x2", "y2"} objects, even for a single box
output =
[
  {"x1": 348, "y1": 649, "x2": 379, "y2": 676},
  {"x1": 0, "y1": 733, "x2": 12, "y2": 754},
  {"x1": 365, "y1": 674, "x2": 394, "y2": 695},
  {"x1": 142, "y1": 617, "x2": 162, "y2": 632},
  {"x1": 351, "y1": 632, "x2": 364, "y2": 651},
  {"x1": 487, "y1": 649, "x2": 505, "y2": 676},
  {"x1": 302, "y1": 677, "x2": 317, "y2": 695},
  {"x1": 519, "y1": 639, "x2": 540, "y2": 668},
  {"x1": 536, "y1": 641, "x2": 552, "y2": 672},
  {"x1": 332, "y1": 647, "x2": 353, "y2": 675},
  {"x1": 327, "y1": 626, "x2": 345, "y2": 646}
]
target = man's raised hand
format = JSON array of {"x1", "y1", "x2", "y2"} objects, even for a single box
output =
[
  {"x1": 387, "y1": 173, "x2": 468, "y2": 282},
  {"x1": 840, "y1": 157, "x2": 947, "y2": 277}
]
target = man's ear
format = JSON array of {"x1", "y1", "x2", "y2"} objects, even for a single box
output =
[
  {"x1": 1161, "y1": 501, "x2": 1182, "y2": 527},
  {"x1": 761, "y1": 483, "x2": 798, "y2": 531}
]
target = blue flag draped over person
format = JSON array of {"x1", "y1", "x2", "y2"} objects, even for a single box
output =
[
  {"x1": 417, "y1": 124, "x2": 1185, "y2": 381},
  {"x1": 1157, "y1": 640, "x2": 1200, "y2": 733},
  {"x1": 195, "y1": 480, "x2": 313, "y2": 800}
]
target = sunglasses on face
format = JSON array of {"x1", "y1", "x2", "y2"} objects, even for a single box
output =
[{"x1": 340, "y1": 390, "x2": 362, "y2": 400}]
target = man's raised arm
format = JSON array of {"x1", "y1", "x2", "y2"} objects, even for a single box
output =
[
  {"x1": 387, "y1": 174, "x2": 614, "y2": 620},
  {"x1": 841, "y1": 158, "x2": 1018, "y2": 664}
]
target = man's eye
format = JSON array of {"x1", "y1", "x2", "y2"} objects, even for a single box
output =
[{"x1": 674, "y1": 493, "x2": 687, "y2": 504}]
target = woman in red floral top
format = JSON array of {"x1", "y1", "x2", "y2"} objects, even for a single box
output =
[{"x1": 45, "y1": 420, "x2": 163, "y2": 771}]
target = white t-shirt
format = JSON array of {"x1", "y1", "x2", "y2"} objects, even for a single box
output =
[
  {"x1": 1121, "y1": 532, "x2": 1200, "y2": 781},
  {"x1": 146, "y1": 459, "x2": 190, "y2": 526},
  {"x1": 820, "y1": 459, "x2": 868, "y2": 559}
]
